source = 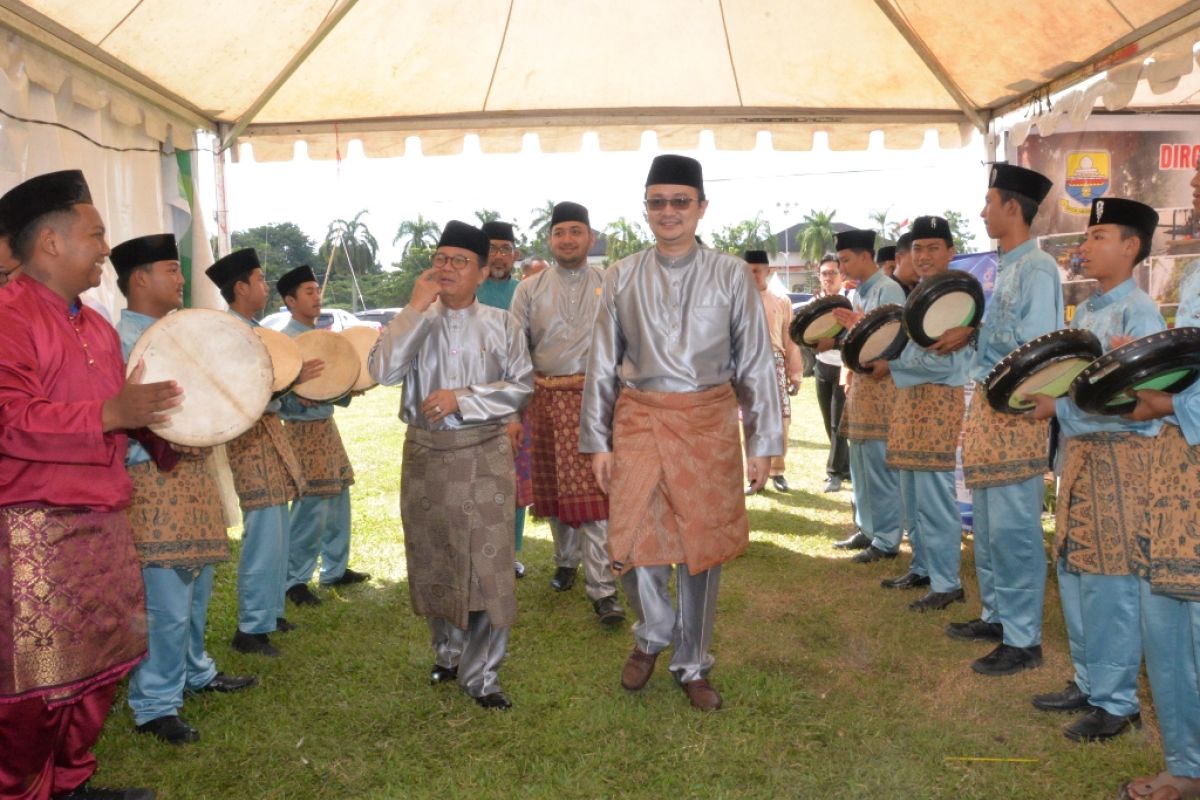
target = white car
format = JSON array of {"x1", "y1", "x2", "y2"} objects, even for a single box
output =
[{"x1": 260, "y1": 308, "x2": 381, "y2": 332}]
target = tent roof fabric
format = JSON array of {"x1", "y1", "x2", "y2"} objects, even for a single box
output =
[{"x1": 3, "y1": 0, "x2": 1199, "y2": 157}]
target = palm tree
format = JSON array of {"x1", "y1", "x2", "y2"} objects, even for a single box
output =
[
  {"x1": 321, "y1": 209, "x2": 380, "y2": 274},
  {"x1": 393, "y1": 214, "x2": 442, "y2": 258},
  {"x1": 603, "y1": 217, "x2": 651, "y2": 265},
  {"x1": 527, "y1": 200, "x2": 557, "y2": 249},
  {"x1": 712, "y1": 214, "x2": 779, "y2": 256},
  {"x1": 474, "y1": 209, "x2": 501, "y2": 225},
  {"x1": 868, "y1": 209, "x2": 901, "y2": 243},
  {"x1": 796, "y1": 208, "x2": 838, "y2": 265}
]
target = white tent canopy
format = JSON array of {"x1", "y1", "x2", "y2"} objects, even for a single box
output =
[{"x1": 3, "y1": 0, "x2": 1200, "y2": 161}]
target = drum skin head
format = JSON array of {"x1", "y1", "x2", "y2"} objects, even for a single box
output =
[
  {"x1": 790, "y1": 294, "x2": 852, "y2": 346},
  {"x1": 1070, "y1": 327, "x2": 1200, "y2": 416},
  {"x1": 985, "y1": 328, "x2": 1103, "y2": 415},
  {"x1": 126, "y1": 308, "x2": 273, "y2": 446},
  {"x1": 254, "y1": 327, "x2": 303, "y2": 393},
  {"x1": 293, "y1": 329, "x2": 362, "y2": 401},
  {"x1": 903, "y1": 270, "x2": 985, "y2": 348},
  {"x1": 843, "y1": 304, "x2": 907, "y2": 374},
  {"x1": 339, "y1": 327, "x2": 381, "y2": 392}
]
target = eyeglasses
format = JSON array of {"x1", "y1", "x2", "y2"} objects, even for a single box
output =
[
  {"x1": 488, "y1": 245, "x2": 515, "y2": 255},
  {"x1": 819, "y1": 270, "x2": 840, "y2": 277},
  {"x1": 644, "y1": 197, "x2": 696, "y2": 211},
  {"x1": 432, "y1": 253, "x2": 477, "y2": 269}
]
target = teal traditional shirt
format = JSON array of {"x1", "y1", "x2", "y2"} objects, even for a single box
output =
[
  {"x1": 229, "y1": 309, "x2": 281, "y2": 414},
  {"x1": 890, "y1": 335, "x2": 969, "y2": 389},
  {"x1": 278, "y1": 316, "x2": 348, "y2": 421},
  {"x1": 476, "y1": 277, "x2": 518, "y2": 311},
  {"x1": 967, "y1": 239, "x2": 1063, "y2": 383},
  {"x1": 851, "y1": 269, "x2": 905, "y2": 315},
  {"x1": 116, "y1": 309, "x2": 156, "y2": 466},
  {"x1": 1056, "y1": 278, "x2": 1165, "y2": 438}
]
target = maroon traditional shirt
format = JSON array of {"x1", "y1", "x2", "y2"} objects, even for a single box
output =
[{"x1": 0, "y1": 274, "x2": 130, "y2": 511}]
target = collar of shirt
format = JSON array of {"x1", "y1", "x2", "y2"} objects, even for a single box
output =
[
  {"x1": 857, "y1": 269, "x2": 884, "y2": 295},
  {"x1": 438, "y1": 298, "x2": 480, "y2": 320},
  {"x1": 997, "y1": 238, "x2": 1037, "y2": 269},
  {"x1": 119, "y1": 308, "x2": 157, "y2": 337},
  {"x1": 228, "y1": 309, "x2": 260, "y2": 327},
  {"x1": 283, "y1": 316, "x2": 315, "y2": 335},
  {"x1": 1086, "y1": 277, "x2": 1137, "y2": 312},
  {"x1": 21, "y1": 273, "x2": 77, "y2": 317},
  {"x1": 653, "y1": 245, "x2": 700, "y2": 270}
]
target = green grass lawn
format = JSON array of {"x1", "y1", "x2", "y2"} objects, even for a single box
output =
[{"x1": 93, "y1": 382, "x2": 1163, "y2": 799}]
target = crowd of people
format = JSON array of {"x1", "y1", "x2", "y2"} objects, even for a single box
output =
[{"x1": 0, "y1": 152, "x2": 1197, "y2": 800}]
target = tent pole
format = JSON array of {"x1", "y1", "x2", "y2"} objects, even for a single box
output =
[{"x1": 213, "y1": 125, "x2": 232, "y2": 258}]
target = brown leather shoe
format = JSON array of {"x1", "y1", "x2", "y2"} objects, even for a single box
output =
[
  {"x1": 683, "y1": 678, "x2": 723, "y2": 711},
  {"x1": 620, "y1": 648, "x2": 658, "y2": 690}
]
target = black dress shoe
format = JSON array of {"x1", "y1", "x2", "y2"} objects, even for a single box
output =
[
  {"x1": 881, "y1": 572, "x2": 931, "y2": 590},
  {"x1": 476, "y1": 692, "x2": 512, "y2": 710},
  {"x1": 514, "y1": 560, "x2": 526, "y2": 579},
  {"x1": 286, "y1": 583, "x2": 321, "y2": 606},
  {"x1": 1064, "y1": 707, "x2": 1141, "y2": 742},
  {"x1": 771, "y1": 475, "x2": 790, "y2": 492},
  {"x1": 833, "y1": 531, "x2": 871, "y2": 550},
  {"x1": 971, "y1": 643, "x2": 1043, "y2": 676},
  {"x1": 324, "y1": 568, "x2": 371, "y2": 587},
  {"x1": 275, "y1": 617, "x2": 298, "y2": 633},
  {"x1": 851, "y1": 545, "x2": 898, "y2": 564},
  {"x1": 823, "y1": 476, "x2": 842, "y2": 493},
  {"x1": 231, "y1": 630, "x2": 279, "y2": 657},
  {"x1": 1032, "y1": 680, "x2": 1091, "y2": 712},
  {"x1": 57, "y1": 784, "x2": 156, "y2": 800},
  {"x1": 550, "y1": 566, "x2": 577, "y2": 592},
  {"x1": 593, "y1": 595, "x2": 626, "y2": 626},
  {"x1": 189, "y1": 672, "x2": 258, "y2": 695},
  {"x1": 135, "y1": 715, "x2": 199, "y2": 745},
  {"x1": 946, "y1": 618, "x2": 1004, "y2": 642},
  {"x1": 429, "y1": 664, "x2": 458, "y2": 685},
  {"x1": 908, "y1": 588, "x2": 966, "y2": 612}
]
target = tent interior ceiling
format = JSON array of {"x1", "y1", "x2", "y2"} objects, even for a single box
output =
[{"x1": 2, "y1": 0, "x2": 1200, "y2": 158}]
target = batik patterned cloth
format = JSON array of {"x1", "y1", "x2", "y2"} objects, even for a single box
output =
[
  {"x1": 284, "y1": 417, "x2": 354, "y2": 497},
  {"x1": 400, "y1": 424, "x2": 517, "y2": 630},
  {"x1": 961, "y1": 388, "x2": 1050, "y2": 488},
  {"x1": 1055, "y1": 432, "x2": 1154, "y2": 576},
  {"x1": 773, "y1": 351, "x2": 792, "y2": 419},
  {"x1": 840, "y1": 373, "x2": 897, "y2": 442},
  {"x1": 607, "y1": 384, "x2": 748, "y2": 576},
  {"x1": 885, "y1": 383, "x2": 964, "y2": 472},
  {"x1": 126, "y1": 456, "x2": 230, "y2": 569},
  {"x1": 1140, "y1": 424, "x2": 1200, "y2": 600},
  {"x1": 226, "y1": 414, "x2": 304, "y2": 511},
  {"x1": 514, "y1": 410, "x2": 533, "y2": 510},
  {"x1": 530, "y1": 375, "x2": 608, "y2": 526},
  {"x1": 0, "y1": 507, "x2": 145, "y2": 705}
]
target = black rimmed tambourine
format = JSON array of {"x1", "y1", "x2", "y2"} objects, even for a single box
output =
[
  {"x1": 789, "y1": 294, "x2": 852, "y2": 346},
  {"x1": 902, "y1": 271, "x2": 985, "y2": 348},
  {"x1": 842, "y1": 304, "x2": 908, "y2": 374},
  {"x1": 1068, "y1": 327, "x2": 1200, "y2": 416},
  {"x1": 984, "y1": 329, "x2": 1103, "y2": 415}
]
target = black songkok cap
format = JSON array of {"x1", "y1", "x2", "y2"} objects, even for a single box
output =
[
  {"x1": 481, "y1": 221, "x2": 515, "y2": 242},
  {"x1": 834, "y1": 229, "x2": 875, "y2": 253},
  {"x1": 911, "y1": 216, "x2": 953, "y2": 245},
  {"x1": 0, "y1": 170, "x2": 93, "y2": 243},
  {"x1": 110, "y1": 234, "x2": 179, "y2": 276},
  {"x1": 277, "y1": 264, "x2": 318, "y2": 298},
  {"x1": 438, "y1": 220, "x2": 491, "y2": 265},
  {"x1": 550, "y1": 202, "x2": 590, "y2": 229},
  {"x1": 205, "y1": 248, "x2": 261, "y2": 289},
  {"x1": 896, "y1": 232, "x2": 913, "y2": 251},
  {"x1": 875, "y1": 246, "x2": 896, "y2": 264},
  {"x1": 645, "y1": 154, "x2": 704, "y2": 192},
  {"x1": 989, "y1": 163, "x2": 1053, "y2": 204},
  {"x1": 744, "y1": 250, "x2": 769, "y2": 264},
  {"x1": 1088, "y1": 198, "x2": 1159, "y2": 241}
]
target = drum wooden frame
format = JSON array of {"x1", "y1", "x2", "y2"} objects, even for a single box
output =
[
  {"x1": 789, "y1": 294, "x2": 852, "y2": 346},
  {"x1": 842, "y1": 304, "x2": 907, "y2": 374},
  {"x1": 903, "y1": 271, "x2": 985, "y2": 348},
  {"x1": 984, "y1": 329, "x2": 1102, "y2": 414},
  {"x1": 1070, "y1": 326, "x2": 1200, "y2": 416}
]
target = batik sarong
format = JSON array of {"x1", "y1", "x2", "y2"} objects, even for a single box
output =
[
  {"x1": 126, "y1": 455, "x2": 230, "y2": 569},
  {"x1": 1141, "y1": 424, "x2": 1200, "y2": 599},
  {"x1": 962, "y1": 386, "x2": 1050, "y2": 488},
  {"x1": 531, "y1": 374, "x2": 609, "y2": 526},
  {"x1": 225, "y1": 413, "x2": 304, "y2": 511},
  {"x1": 840, "y1": 373, "x2": 897, "y2": 442},
  {"x1": 885, "y1": 383, "x2": 965, "y2": 472},
  {"x1": 285, "y1": 417, "x2": 354, "y2": 497}
]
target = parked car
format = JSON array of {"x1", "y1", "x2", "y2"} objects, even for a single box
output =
[
  {"x1": 355, "y1": 307, "x2": 403, "y2": 327},
  {"x1": 788, "y1": 292, "x2": 814, "y2": 312},
  {"x1": 259, "y1": 308, "x2": 381, "y2": 332}
]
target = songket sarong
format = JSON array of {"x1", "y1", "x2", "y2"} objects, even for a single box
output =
[
  {"x1": 530, "y1": 375, "x2": 609, "y2": 526},
  {"x1": 515, "y1": 410, "x2": 533, "y2": 510},
  {"x1": 1055, "y1": 433, "x2": 1153, "y2": 576},
  {"x1": 127, "y1": 456, "x2": 230, "y2": 569},
  {"x1": 840, "y1": 374, "x2": 896, "y2": 442},
  {"x1": 226, "y1": 413, "x2": 304, "y2": 511},
  {"x1": 1140, "y1": 424, "x2": 1200, "y2": 599},
  {"x1": 774, "y1": 351, "x2": 792, "y2": 419},
  {"x1": 285, "y1": 417, "x2": 355, "y2": 497},
  {"x1": 885, "y1": 384, "x2": 964, "y2": 472},
  {"x1": 608, "y1": 384, "x2": 747, "y2": 576},
  {"x1": 401, "y1": 424, "x2": 517, "y2": 630},
  {"x1": 0, "y1": 507, "x2": 146, "y2": 705},
  {"x1": 962, "y1": 386, "x2": 1050, "y2": 488}
]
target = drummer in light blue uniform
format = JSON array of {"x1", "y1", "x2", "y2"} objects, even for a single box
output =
[
  {"x1": 882, "y1": 216, "x2": 970, "y2": 612},
  {"x1": 936, "y1": 164, "x2": 1061, "y2": 676},
  {"x1": 1028, "y1": 198, "x2": 1164, "y2": 744}
]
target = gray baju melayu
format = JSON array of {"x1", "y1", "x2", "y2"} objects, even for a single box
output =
[
  {"x1": 510, "y1": 263, "x2": 617, "y2": 601},
  {"x1": 580, "y1": 245, "x2": 782, "y2": 683},
  {"x1": 368, "y1": 300, "x2": 533, "y2": 698}
]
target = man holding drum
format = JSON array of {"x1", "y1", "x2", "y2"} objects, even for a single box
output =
[
  {"x1": 1027, "y1": 198, "x2": 1164, "y2": 742},
  {"x1": 205, "y1": 249, "x2": 311, "y2": 658},
  {"x1": 112, "y1": 234, "x2": 257, "y2": 746},
  {"x1": 370, "y1": 220, "x2": 533, "y2": 710},
  {"x1": 813, "y1": 255, "x2": 852, "y2": 498},
  {"x1": 936, "y1": 165, "x2": 1061, "y2": 676},
  {"x1": 275, "y1": 265, "x2": 371, "y2": 609},
  {"x1": 510, "y1": 202, "x2": 625, "y2": 625},
  {"x1": 828, "y1": 230, "x2": 907, "y2": 565},
  {"x1": 0, "y1": 170, "x2": 180, "y2": 800}
]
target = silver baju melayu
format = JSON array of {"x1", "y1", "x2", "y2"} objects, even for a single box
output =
[
  {"x1": 368, "y1": 300, "x2": 533, "y2": 698},
  {"x1": 580, "y1": 245, "x2": 782, "y2": 683},
  {"x1": 511, "y1": 264, "x2": 617, "y2": 601}
]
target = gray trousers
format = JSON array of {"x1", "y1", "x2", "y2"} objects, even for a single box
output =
[
  {"x1": 620, "y1": 565, "x2": 721, "y2": 684},
  {"x1": 550, "y1": 518, "x2": 618, "y2": 601},
  {"x1": 428, "y1": 611, "x2": 509, "y2": 697}
]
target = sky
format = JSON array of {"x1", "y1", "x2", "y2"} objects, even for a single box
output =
[{"x1": 218, "y1": 129, "x2": 994, "y2": 266}]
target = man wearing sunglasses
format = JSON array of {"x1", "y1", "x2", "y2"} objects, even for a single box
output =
[{"x1": 581, "y1": 154, "x2": 782, "y2": 712}]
